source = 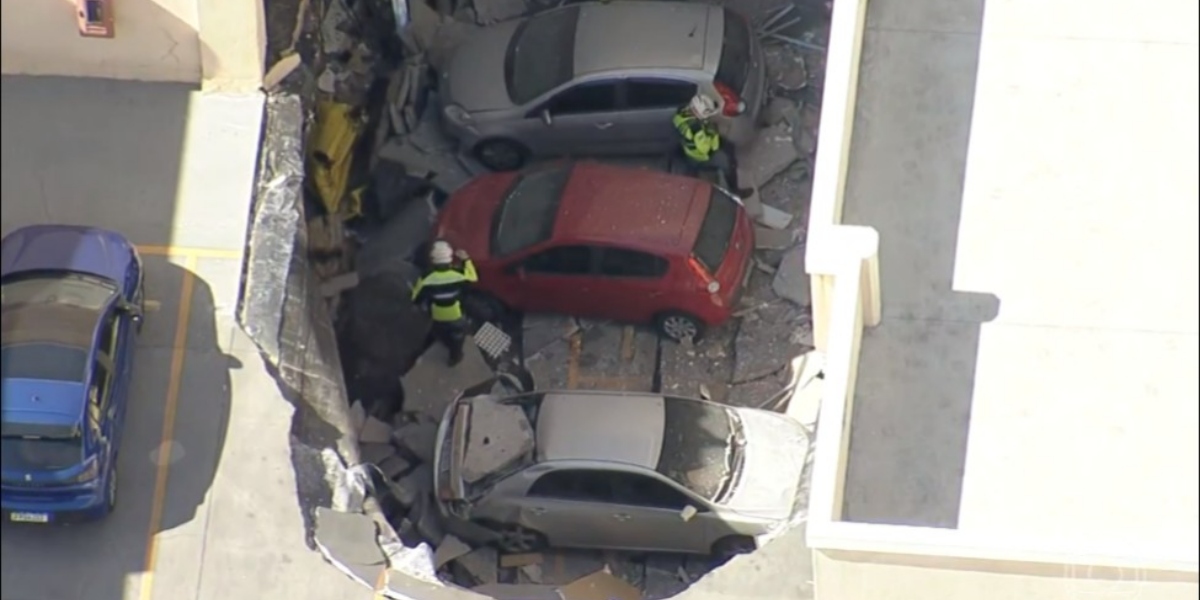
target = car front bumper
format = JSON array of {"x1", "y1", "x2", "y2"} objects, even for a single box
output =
[{"x1": 2, "y1": 485, "x2": 108, "y2": 524}]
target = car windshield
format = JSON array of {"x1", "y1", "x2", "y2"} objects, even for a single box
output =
[
  {"x1": 691, "y1": 188, "x2": 739, "y2": 274},
  {"x1": 716, "y1": 9, "x2": 752, "y2": 93},
  {"x1": 491, "y1": 164, "x2": 573, "y2": 257},
  {"x1": 1, "y1": 344, "x2": 90, "y2": 382},
  {"x1": 506, "y1": 6, "x2": 580, "y2": 104},
  {"x1": 656, "y1": 397, "x2": 739, "y2": 501},
  {"x1": 1, "y1": 422, "x2": 83, "y2": 471},
  {"x1": 1, "y1": 273, "x2": 116, "y2": 311}
]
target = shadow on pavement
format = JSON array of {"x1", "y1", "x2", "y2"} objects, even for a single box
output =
[{"x1": 836, "y1": 0, "x2": 1000, "y2": 529}]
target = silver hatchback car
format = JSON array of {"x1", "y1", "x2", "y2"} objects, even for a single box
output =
[
  {"x1": 438, "y1": 1, "x2": 766, "y2": 171},
  {"x1": 433, "y1": 388, "x2": 808, "y2": 557}
]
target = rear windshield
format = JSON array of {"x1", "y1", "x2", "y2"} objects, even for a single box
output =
[
  {"x1": 716, "y1": 9, "x2": 752, "y2": 92},
  {"x1": 491, "y1": 165, "x2": 573, "y2": 257},
  {"x1": 1, "y1": 423, "x2": 83, "y2": 471},
  {"x1": 1, "y1": 344, "x2": 89, "y2": 383},
  {"x1": 506, "y1": 6, "x2": 580, "y2": 104},
  {"x1": 691, "y1": 189, "x2": 738, "y2": 274},
  {"x1": 656, "y1": 397, "x2": 734, "y2": 501}
]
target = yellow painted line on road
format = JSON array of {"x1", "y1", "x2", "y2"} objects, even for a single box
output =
[
  {"x1": 566, "y1": 325, "x2": 582, "y2": 389},
  {"x1": 138, "y1": 254, "x2": 198, "y2": 600},
  {"x1": 620, "y1": 326, "x2": 635, "y2": 363},
  {"x1": 136, "y1": 245, "x2": 243, "y2": 260}
]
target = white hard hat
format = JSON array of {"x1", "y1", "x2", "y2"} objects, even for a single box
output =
[
  {"x1": 689, "y1": 93, "x2": 720, "y2": 119},
  {"x1": 430, "y1": 240, "x2": 454, "y2": 265}
]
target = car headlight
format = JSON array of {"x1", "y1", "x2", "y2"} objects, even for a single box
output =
[
  {"x1": 73, "y1": 458, "x2": 99, "y2": 483},
  {"x1": 443, "y1": 104, "x2": 471, "y2": 125}
]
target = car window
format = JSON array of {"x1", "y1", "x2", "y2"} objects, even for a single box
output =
[
  {"x1": 97, "y1": 313, "x2": 117, "y2": 354},
  {"x1": 546, "y1": 81, "x2": 619, "y2": 115},
  {"x1": 0, "y1": 344, "x2": 88, "y2": 383},
  {"x1": 492, "y1": 164, "x2": 574, "y2": 257},
  {"x1": 625, "y1": 79, "x2": 699, "y2": 110},
  {"x1": 691, "y1": 188, "x2": 739, "y2": 275},
  {"x1": 507, "y1": 6, "x2": 581, "y2": 104},
  {"x1": 89, "y1": 359, "x2": 112, "y2": 411},
  {"x1": 528, "y1": 469, "x2": 613, "y2": 502},
  {"x1": 608, "y1": 472, "x2": 692, "y2": 510},
  {"x1": 598, "y1": 248, "x2": 669, "y2": 278},
  {"x1": 716, "y1": 9, "x2": 752, "y2": 93},
  {"x1": 656, "y1": 397, "x2": 736, "y2": 502},
  {"x1": 522, "y1": 245, "x2": 593, "y2": 275}
]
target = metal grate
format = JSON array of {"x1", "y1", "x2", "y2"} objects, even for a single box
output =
[{"x1": 473, "y1": 322, "x2": 512, "y2": 360}]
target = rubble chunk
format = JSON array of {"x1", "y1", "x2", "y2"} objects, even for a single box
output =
[
  {"x1": 737, "y1": 122, "x2": 800, "y2": 187},
  {"x1": 519, "y1": 563, "x2": 544, "y2": 584},
  {"x1": 772, "y1": 245, "x2": 811, "y2": 307},
  {"x1": 760, "y1": 96, "x2": 797, "y2": 126},
  {"x1": 757, "y1": 203, "x2": 793, "y2": 230},
  {"x1": 394, "y1": 418, "x2": 440, "y2": 464},
  {"x1": 499, "y1": 552, "x2": 543, "y2": 568},
  {"x1": 434, "y1": 535, "x2": 473, "y2": 569},
  {"x1": 390, "y1": 461, "x2": 431, "y2": 506},
  {"x1": 559, "y1": 569, "x2": 643, "y2": 600},
  {"x1": 456, "y1": 547, "x2": 501, "y2": 585},
  {"x1": 402, "y1": 338, "x2": 493, "y2": 419},
  {"x1": 359, "y1": 442, "x2": 394, "y2": 465},
  {"x1": 754, "y1": 226, "x2": 794, "y2": 250},
  {"x1": 359, "y1": 415, "x2": 392, "y2": 444},
  {"x1": 416, "y1": 502, "x2": 446, "y2": 546},
  {"x1": 471, "y1": 583, "x2": 560, "y2": 600},
  {"x1": 348, "y1": 400, "x2": 367, "y2": 436},
  {"x1": 462, "y1": 398, "x2": 535, "y2": 483},
  {"x1": 379, "y1": 453, "x2": 413, "y2": 480}
]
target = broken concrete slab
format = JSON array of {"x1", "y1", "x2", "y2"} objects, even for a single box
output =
[
  {"x1": 737, "y1": 122, "x2": 800, "y2": 187},
  {"x1": 559, "y1": 570, "x2": 644, "y2": 600},
  {"x1": 456, "y1": 546, "x2": 501, "y2": 585},
  {"x1": 772, "y1": 245, "x2": 811, "y2": 307},
  {"x1": 754, "y1": 226, "x2": 794, "y2": 251},
  {"x1": 313, "y1": 507, "x2": 386, "y2": 587},
  {"x1": 472, "y1": 0, "x2": 529, "y2": 25},
  {"x1": 471, "y1": 583, "x2": 561, "y2": 600},
  {"x1": 379, "y1": 453, "x2": 413, "y2": 480},
  {"x1": 394, "y1": 418, "x2": 440, "y2": 464},
  {"x1": 402, "y1": 338, "x2": 494, "y2": 419},
  {"x1": 519, "y1": 563, "x2": 544, "y2": 584},
  {"x1": 434, "y1": 535, "x2": 473, "y2": 569},
  {"x1": 760, "y1": 96, "x2": 798, "y2": 127},
  {"x1": 416, "y1": 501, "x2": 446, "y2": 546},
  {"x1": 757, "y1": 203, "x2": 793, "y2": 230},
  {"x1": 360, "y1": 442, "x2": 395, "y2": 465},
  {"x1": 391, "y1": 462, "x2": 432, "y2": 506},
  {"x1": 359, "y1": 415, "x2": 393, "y2": 444},
  {"x1": 500, "y1": 552, "x2": 543, "y2": 568},
  {"x1": 462, "y1": 397, "x2": 535, "y2": 483}
]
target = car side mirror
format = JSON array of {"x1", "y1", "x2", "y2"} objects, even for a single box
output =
[
  {"x1": 541, "y1": 109, "x2": 553, "y2": 126},
  {"x1": 680, "y1": 505, "x2": 699, "y2": 522},
  {"x1": 119, "y1": 301, "x2": 143, "y2": 320}
]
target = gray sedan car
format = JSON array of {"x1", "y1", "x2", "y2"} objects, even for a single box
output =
[
  {"x1": 438, "y1": 1, "x2": 766, "y2": 171},
  {"x1": 433, "y1": 388, "x2": 808, "y2": 558}
]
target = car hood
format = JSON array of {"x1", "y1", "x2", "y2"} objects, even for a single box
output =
[
  {"x1": 721, "y1": 409, "x2": 809, "y2": 521},
  {"x1": 1, "y1": 225, "x2": 133, "y2": 283},
  {"x1": 441, "y1": 20, "x2": 523, "y2": 112}
]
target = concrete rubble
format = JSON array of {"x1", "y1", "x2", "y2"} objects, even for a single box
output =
[
  {"x1": 402, "y1": 337, "x2": 494, "y2": 419},
  {"x1": 737, "y1": 122, "x2": 801, "y2": 188},
  {"x1": 461, "y1": 397, "x2": 535, "y2": 483},
  {"x1": 772, "y1": 244, "x2": 812, "y2": 307}
]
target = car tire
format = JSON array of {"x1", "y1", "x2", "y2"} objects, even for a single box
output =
[
  {"x1": 654, "y1": 311, "x2": 706, "y2": 343},
  {"x1": 493, "y1": 523, "x2": 548, "y2": 553},
  {"x1": 711, "y1": 535, "x2": 756, "y2": 561},
  {"x1": 464, "y1": 291, "x2": 509, "y2": 324},
  {"x1": 473, "y1": 139, "x2": 529, "y2": 172},
  {"x1": 105, "y1": 467, "x2": 118, "y2": 513}
]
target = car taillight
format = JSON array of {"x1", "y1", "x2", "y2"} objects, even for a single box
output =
[
  {"x1": 688, "y1": 257, "x2": 715, "y2": 287},
  {"x1": 714, "y1": 82, "x2": 745, "y2": 116}
]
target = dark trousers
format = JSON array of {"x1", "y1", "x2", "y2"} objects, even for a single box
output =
[
  {"x1": 429, "y1": 318, "x2": 466, "y2": 364},
  {"x1": 677, "y1": 147, "x2": 741, "y2": 190}
]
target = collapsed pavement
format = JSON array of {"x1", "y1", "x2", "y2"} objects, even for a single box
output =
[{"x1": 248, "y1": 0, "x2": 835, "y2": 597}]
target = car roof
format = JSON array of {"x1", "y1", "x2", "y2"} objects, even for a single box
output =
[
  {"x1": 536, "y1": 391, "x2": 666, "y2": 468},
  {"x1": 573, "y1": 2, "x2": 720, "y2": 76},
  {"x1": 1, "y1": 303, "x2": 100, "y2": 348},
  {"x1": 553, "y1": 162, "x2": 710, "y2": 251}
]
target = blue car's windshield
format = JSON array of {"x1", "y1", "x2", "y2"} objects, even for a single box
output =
[
  {"x1": 1, "y1": 423, "x2": 83, "y2": 471},
  {"x1": 0, "y1": 344, "x2": 89, "y2": 382},
  {"x1": 1, "y1": 273, "x2": 116, "y2": 311}
]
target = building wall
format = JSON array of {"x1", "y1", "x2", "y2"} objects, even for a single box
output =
[
  {"x1": 0, "y1": 0, "x2": 265, "y2": 90},
  {"x1": 814, "y1": 550, "x2": 1199, "y2": 600}
]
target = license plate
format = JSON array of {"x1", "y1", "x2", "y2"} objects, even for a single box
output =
[{"x1": 9, "y1": 511, "x2": 50, "y2": 523}]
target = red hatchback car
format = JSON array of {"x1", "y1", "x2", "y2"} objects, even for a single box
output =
[{"x1": 435, "y1": 161, "x2": 754, "y2": 341}]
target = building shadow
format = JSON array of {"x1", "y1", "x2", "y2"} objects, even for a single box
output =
[
  {"x1": 835, "y1": 0, "x2": 998, "y2": 529},
  {"x1": 1, "y1": 72, "x2": 233, "y2": 600}
]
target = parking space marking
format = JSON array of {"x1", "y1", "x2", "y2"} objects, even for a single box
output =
[
  {"x1": 136, "y1": 245, "x2": 243, "y2": 260},
  {"x1": 566, "y1": 325, "x2": 583, "y2": 389},
  {"x1": 620, "y1": 326, "x2": 636, "y2": 363},
  {"x1": 138, "y1": 254, "x2": 198, "y2": 600}
]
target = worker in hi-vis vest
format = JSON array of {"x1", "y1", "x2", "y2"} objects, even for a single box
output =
[
  {"x1": 411, "y1": 240, "x2": 478, "y2": 366},
  {"x1": 672, "y1": 93, "x2": 753, "y2": 197}
]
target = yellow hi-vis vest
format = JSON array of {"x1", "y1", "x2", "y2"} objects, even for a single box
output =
[
  {"x1": 411, "y1": 260, "x2": 478, "y2": 322},
  {"x1": 673, "y1": 109, "x2": 721, "y2": 162}
]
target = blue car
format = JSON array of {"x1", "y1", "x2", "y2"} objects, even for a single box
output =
[{"x1": 1, "y1": 225, "x2": 144, "y2": 523}]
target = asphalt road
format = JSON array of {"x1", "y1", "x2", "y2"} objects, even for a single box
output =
[{"x1": 1, "y1": 76, "x2": 369, "y2": 600}]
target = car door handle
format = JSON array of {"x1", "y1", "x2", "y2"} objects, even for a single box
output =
[
  {"x1": 595, "y1": 122, "x2": 614, "y2": 130},
  {"x1": 613, "y1": 513, "x2": 632, "y2": 522}
]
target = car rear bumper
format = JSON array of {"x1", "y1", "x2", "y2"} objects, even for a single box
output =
[{"x1": 2, "y1": 485, "x2": 108, "y2": 523}]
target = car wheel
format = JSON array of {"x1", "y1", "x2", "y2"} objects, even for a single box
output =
[
  {"x1": 105, "y1": 467, "x2": 118, "y2": 512},
  {"x1": 474, "y1": 139, "x2": 528, "y2": 172},
  {"x1": 494, "y1": 523, "x2": 548, "y2": 553},
  {"x1": 711, "y1": 535, "x2": 756, "y2": 561},
  {"x1": 655, "y1": 312, "x2": 706, "y2": 343},
  {"x1": 463, "y1": 291, "x2": 509, "y2": 324}
]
